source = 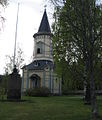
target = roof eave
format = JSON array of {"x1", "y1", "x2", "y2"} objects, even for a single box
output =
[{"x1": 33, "y1": 32, "x2": 53, "y2": 38}]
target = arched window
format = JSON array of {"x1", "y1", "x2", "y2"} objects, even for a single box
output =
[{"x1": 36, "y1": 41, "x2": 44, "y2": 54}]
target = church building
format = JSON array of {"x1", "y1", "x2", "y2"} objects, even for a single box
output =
[{"x1": 22, "y1": 9, "x2": 61, "y2": 95}]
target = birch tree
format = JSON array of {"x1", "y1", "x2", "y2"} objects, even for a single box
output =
[
  {"x1": 51, "y1": 0, "x2": 102, "y2": 119},
  {"x1": 0, "y1": 0, "x2": 8, "y2": 31},
  {"x1": 4, "y1": 46, "x2": 24, "y2": 74}
]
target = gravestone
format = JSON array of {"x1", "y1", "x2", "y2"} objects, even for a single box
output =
[{"x1": 7, "y1": 66, "x2": 21, "y2": 100}]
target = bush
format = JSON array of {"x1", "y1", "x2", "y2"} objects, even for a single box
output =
[
  {"x1": 24, "y1": 87, "x2": 51, "y2": 97},
  {"x1": 0, "y1": 87, "x2": 5, "y2": 100}
]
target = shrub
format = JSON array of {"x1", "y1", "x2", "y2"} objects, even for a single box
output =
[
  {"x1": 24, "y1": 87, "x2": 51, "y2": 97},
  {"x1": 0, "y1": 87, "x2": 5, "y2": 100}
]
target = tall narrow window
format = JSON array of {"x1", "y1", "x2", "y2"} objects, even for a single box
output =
[
  {"x1": 36, "y1": 41, "x2": 44, "y2": 54},
  {"x1": 37, "y1": 48, "x2": 40, "y2": 54}
]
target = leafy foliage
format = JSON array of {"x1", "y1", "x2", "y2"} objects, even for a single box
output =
[
  {"x1": 24, "y1": 87, "x2": 51, "y2": 97},
  {"x1": 0, "y1": 87, "x2": 5, "y2": 100},
  {"x1": 0, "y1": 0, "x2": 7, "y2": 6},
  {"x1": 0, "y1": 74, "x2": 8, "y2": 93},
  {"x1": 4, "y1": 46, "x2": 24, "y2": 74},
  {"x1": 0, "y1": 0, "x2": 8, "y2": 31},
  {"x1": 52, "y1": 0, "x2": 102, "y2": 90},
  {"x1": 52, "y1": 1, "x2": 102, "y2": 118}
]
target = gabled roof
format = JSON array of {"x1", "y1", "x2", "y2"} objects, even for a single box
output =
[{"x1": 33, "y1": 9, "x2": 52, "y2": 38}]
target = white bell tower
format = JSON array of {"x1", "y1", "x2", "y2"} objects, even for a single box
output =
[{"x1": 33, "y1": 9, "x2": 53, "y2": 62}]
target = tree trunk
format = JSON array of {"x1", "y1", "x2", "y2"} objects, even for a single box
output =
[
  {"x1": 89, "y1": 48, "x2": 99, "y2": 120},
  {"x1": 86, "y1": 0, "x2": 100, "y2": 119},
  {"x1": 83, "y1": 59, "x2": 91, "y2": 104}
]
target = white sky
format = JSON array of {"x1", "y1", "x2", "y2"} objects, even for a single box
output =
[
  {"x1": 0, "y1": 0, "x2": 102, "y2": 75},
  {"x1": 0, "y1": 0, "x2": 54, "y2": 74}
]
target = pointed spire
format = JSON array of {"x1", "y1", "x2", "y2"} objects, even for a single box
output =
[
  {"x1": 38, "y1": 9, "x2": 51, "y2": 33},
  {"x1": 33, "y1": 9, "x2": 52, "y2": 38}
]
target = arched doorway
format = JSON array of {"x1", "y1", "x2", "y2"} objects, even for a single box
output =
[{"x1": 30, "y1": 74, "x2": 40, "y2": 88}]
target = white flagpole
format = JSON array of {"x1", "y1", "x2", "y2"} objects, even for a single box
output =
[{"x1": 13, "y1": 3, "x2": 20, "y2": 68}]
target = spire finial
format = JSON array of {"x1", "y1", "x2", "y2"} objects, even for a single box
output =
[{"x1": 44, "y1": 4, "x2": 47, "y2": 10}]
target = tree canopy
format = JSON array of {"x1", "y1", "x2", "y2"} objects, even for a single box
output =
[
  {"x1": 0, "y1": 0, "x2": 8, "y2": 31},
  {"x1": 51, "y1": 0, "x2": 102, "y2": 119},
  {"x1": 0, "y1": 0, "x2": 7, "y2": 6},
  {"x1": 4, "y1": 46, "x2": 24, "y2": 74}
]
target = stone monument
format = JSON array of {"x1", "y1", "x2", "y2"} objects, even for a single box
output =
[{"x1": 7, "y1": 66, "x2": 21, "y2": 100}]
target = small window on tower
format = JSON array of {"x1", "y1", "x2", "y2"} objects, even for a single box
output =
[
  {"x1": 36, "y1": 41, "x2": 43, "y2": 54},
  {"x1": 37, "y1": 48, "x2": 41, "y2": 54}
]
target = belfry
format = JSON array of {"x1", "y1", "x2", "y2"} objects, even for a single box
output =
[{"x1": 22, "y1": 9, "x2": 61, "y2": 95}]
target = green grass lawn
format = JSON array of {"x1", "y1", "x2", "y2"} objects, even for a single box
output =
[{"x1": 0, "y1": 96, "x2": 102, "y2": 120}]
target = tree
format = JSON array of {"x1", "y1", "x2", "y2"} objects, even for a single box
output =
[
  {"x1": 0, "y1": 74, "x2": 8, "y2": 98},
  {"x1": 54, "y1": 54, "x2": 84, "y2": 93},
  {"x1": 0, "y1": 0, "x2": 7, "y2": 6},
  {"x1": 4, "y1": 46, "x2": 24, "y2": 74},
  {"x1": 0, "y1": 0, "x2": 8, "y2": 31},
  {"x1": 51, "y1": 0, "x2": 102, "y2": 119}
]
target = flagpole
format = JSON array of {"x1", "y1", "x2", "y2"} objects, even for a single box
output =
[{"x1": 13, "y1": 3, "x2": 20, "y2": 68}]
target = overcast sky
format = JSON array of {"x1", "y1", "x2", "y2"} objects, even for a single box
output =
[
  {"x1": 0, "y1": 0, "x2": 102, "y2": 74},
  {"x1": 0, "y1": 0, "x2": 54, "y2": 74}
]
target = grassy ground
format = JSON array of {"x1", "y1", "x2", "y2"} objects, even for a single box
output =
[{"x1": 0, "y1": 96, "x2": 102, "y2": 120}]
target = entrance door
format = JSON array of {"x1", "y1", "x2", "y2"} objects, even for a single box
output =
[{"x1": 30, "y1": 74, "x2": 40, "y2": 88}]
